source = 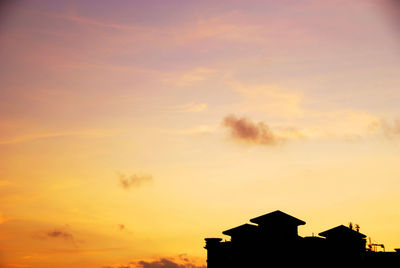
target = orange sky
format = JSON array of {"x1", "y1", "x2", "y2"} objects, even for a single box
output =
[{"x1": 1, "y1": 0, "x2": 400, "y2": 267}]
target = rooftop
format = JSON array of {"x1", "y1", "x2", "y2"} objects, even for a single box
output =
[
  {"x1": 319, "y1": 225, "x2": 366, "y2": 239},
  {"x1": 222, "y1": 223, "x2": 258, "y2": 236},
  {"x1": 250, "y1": 210, "x2": 306, "y2": 226}
]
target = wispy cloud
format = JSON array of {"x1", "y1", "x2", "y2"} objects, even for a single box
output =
[
  {"x1": 382, "y1": 119, "x2": 400, "y2": 138},
  {"x1": 0, "y1": 129, "x2": 114, "y2": 145},
  {"x1": 165, "y1": 102, "x2": 208, "y2": 113},
  {"x1": 118, "y1": 173, "x2": 153, "y2": 189},
  {"x1": 29, "y1": 9, "x2": 142, "y2": 31},
  {"x1": 225, "y1": 79, "x2": 305, "y2": 119},
  {"x1": 370, "y1": 119, "x2": 400, "y2": 139},
  {"x1": 33, "y1": 228, "x2": 77, "y2": 245},
  {"x1": 104, "y1": 256, "x2": 206, "y2": 268},
  {"x1": 224, "y1": 78, "x2": 383, "y2": 141},
  {"x1": 221, "y1": 111, "x2": 380, "y2": 145},
  {"x1": 137, "y1": 258, "x2": 205, "y2": 268},
  {"x1": 46, "y1": 230, "x2": 74, "y2": 240},
  {"x1": 175, "y1": 11, "x2": 262, "y2": 45},
  {"x1": 163, "y1": 68, "x2": 217, "y2": 87},
  {"x1": 160, "y1": 125, "x2": 215, "y2": 136},
  {"x1": 222, "y1": 115, "x2": 282, "y2": 145}
]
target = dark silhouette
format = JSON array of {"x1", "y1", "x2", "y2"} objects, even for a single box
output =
[{"x1": 204, "y1": 210, "x2": 400, "y2": 267}]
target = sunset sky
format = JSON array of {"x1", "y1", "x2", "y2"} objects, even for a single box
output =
[{"x1": 1, "y1": 0, "x2": 400, "y2": 267}]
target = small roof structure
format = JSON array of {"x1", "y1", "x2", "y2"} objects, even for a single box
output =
[
  {"x1": 222, "y1": 223, "x2": 258, "y2": 236},
  {"x1": 319, "y1": 225, "x2": 366, "y2": 239},
  {"x1": 250, "y1": 210, "x2": 306, "y2": 226}
]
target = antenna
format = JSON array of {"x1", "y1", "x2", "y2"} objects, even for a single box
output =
[
  {"x1": 348, "y1": 222, "x2": 353, "y2": 230},
  {"x1": 368, "y1": 237, "x2": 385, "y2": 252},
  {"x1": 368, "y1": 237, "x2": 373, "y2": 251}
]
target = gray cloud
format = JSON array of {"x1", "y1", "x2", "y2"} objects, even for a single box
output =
[
  {"x1": 104, "y1": 257, "x2": 205, "y2": 268},
  {"x1": 33, "y1": 228, "x2": 77, "y2": 245},
  {"x1": 222, "y1": 114, "x2": 281, "y2": 145},
  {"x1": 137, "y1": 258, "x2": 205, "y2": 268},
  {"x1": 118, "y1": 173, "x2": 152, "y2": 189},
  {"x1": 103, "y1": 266, "x2": 130, "y2": 268},
  {"x1": 46, "y1": 230, "x2": 74, "y2": 240}
]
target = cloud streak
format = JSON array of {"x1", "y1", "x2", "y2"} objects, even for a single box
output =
[
  {"x1": 373, "y1": 119, "x2": 400, "y2": 139},
  {"x1": 118, "y1": 173, "x2": 153, "y2": 189},
  {"x1": 222, "y1": 115, "x2": 282, "y2": 145},
  {"x1": 34, "y1": 9, "x2": 142, "y2": 31},
  {"x1": 137, "y1": 258, "x2": 196, "y2": 268},
  {"x1": 166, "y1": 102, "x2": 208, "y2": 113},
  {"x1": 104, "y1": 257, "x2": 205, "y2": 268},
  {"x1": 0, "y1": 129, "x2": 114, "y2": 145},
  {"x1": 103, "y1": 254, "x2": 206, "y2": 268},
  {"x1": 33, "y1": 228, "x2": 77, "y2": 245},
  {"x1": 46, "y1": 230, "x2": 74, "y2": 240}
]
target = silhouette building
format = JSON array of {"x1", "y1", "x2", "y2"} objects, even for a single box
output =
[{"x1": 204, "y1": 210, "x2": 400, "y2": 267}]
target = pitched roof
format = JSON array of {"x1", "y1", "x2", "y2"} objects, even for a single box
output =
[
  {"x1": 250, "y1": 210, "x2": 306, "y2": 226},
  {"x1": 319, "y1": 225, "x2": 366, "y2": 239},
  {"x1": 222, "y1": 223, "x2": 258, "y2": 236}
]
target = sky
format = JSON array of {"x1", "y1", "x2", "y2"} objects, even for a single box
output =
[{"x1": 1, "y1": 0, "x2": 400, "y2": 267}]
